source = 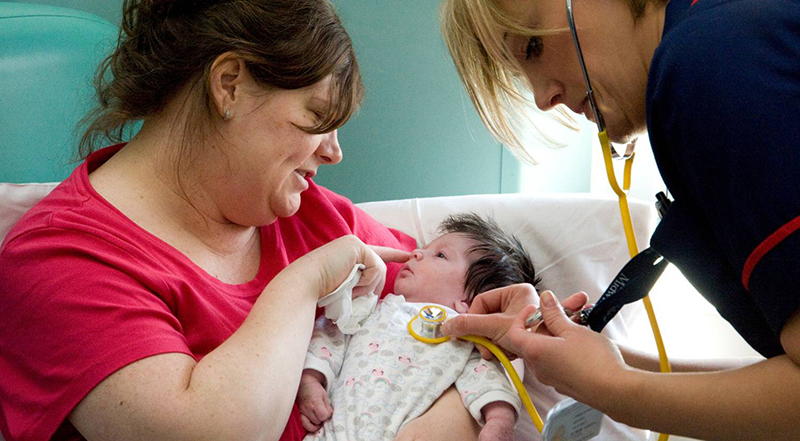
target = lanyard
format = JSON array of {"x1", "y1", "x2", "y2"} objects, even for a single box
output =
[{"x1": 582, "y1": 247, "x2": 669, "y2": 332}]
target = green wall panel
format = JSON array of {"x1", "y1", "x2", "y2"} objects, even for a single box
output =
[{"x1": 0, "y1": 3, "x2": 118, "y2": 183}]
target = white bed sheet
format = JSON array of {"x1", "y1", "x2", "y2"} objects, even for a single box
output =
[{"x1": 358, "y1": 192, "x2": 657, "y2": 440}]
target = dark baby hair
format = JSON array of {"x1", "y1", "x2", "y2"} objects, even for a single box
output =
[{"x1": 438, "y1": 213, "x2": 541, "y2": 303}]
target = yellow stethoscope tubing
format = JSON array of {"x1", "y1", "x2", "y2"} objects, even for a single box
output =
[
  {"x1": 407, "y1": 315, "x2": 545, "y2": 432},
  {"x1": 599, "y1": 130, "x2": 671, "y2": 441},
  {"x1": 462, "y1": 335, "x2": 545, "y2": 433}
]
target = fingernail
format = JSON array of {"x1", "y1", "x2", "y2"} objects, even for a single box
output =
[
  {"x1": 441, "y1": 320, "x2": 451, "y2": 335},
  {"x1": 541, "y1": 291, "x2": 555, "y2": 307}
]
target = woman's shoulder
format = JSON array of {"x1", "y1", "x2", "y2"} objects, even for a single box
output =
[
  {"x1": 656, "y1": 0, "x2": 799, "y2": 72},
  {"x1": 649, "y1": 0, "x2": 800, "y2": 143},
  {"x1": 0, "y1": 170, "x2": 180, "y2": 290}
]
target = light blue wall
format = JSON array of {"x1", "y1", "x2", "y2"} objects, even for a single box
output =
[{"x1": 6, "y1": 0, "x2": 591, "y2": 199}]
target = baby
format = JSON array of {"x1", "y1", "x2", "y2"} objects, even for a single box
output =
[{"x1": 297, "y1": 213, "x2": 541, "y2": 441}]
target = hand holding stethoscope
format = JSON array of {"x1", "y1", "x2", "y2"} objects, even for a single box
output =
[
  {"x1": 413, "y1": 284, "x2": 606, "y2": 440},
  {"x1": 441, "y1": 284, "x2": 590, "y2": 359},
  {"x1": 443, "y1": 287, "x2": 628, "y2": 403}
]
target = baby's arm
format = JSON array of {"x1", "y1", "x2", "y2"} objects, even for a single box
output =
[
  {"x1": 455, "y1": 350, "x2": 522, "y2": 441},
  {"x1": 297, "y1": 316, "x2": 347, "y2": 432},
  {"x1": 479, "y1": 401, "x2": 517, "y2": 441},
  {"x1": 298, "y1": 369, "x2": 334, "y2": 433}
]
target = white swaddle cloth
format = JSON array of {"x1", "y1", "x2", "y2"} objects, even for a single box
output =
[{"x1": 317, "y1": 264, "x2": 378, "y2": 334}]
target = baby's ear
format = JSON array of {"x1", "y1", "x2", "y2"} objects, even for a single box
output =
[{"x1": 454, "y1": 299, "x2": 469, "y2": 314}]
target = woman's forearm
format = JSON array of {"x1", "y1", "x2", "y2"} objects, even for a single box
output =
[
  {"x1": 72, "y1": 265, "x2": 322, "y2": 441},
  {"x1": 184, "y1": 265, "x2": 321, "y2": 440},
  {"x1": 618, "y1": 342, "x2": 763, "y2": 373},
  {"x1": 601, "y1": 355, "x2": 800, "y2": 441}
]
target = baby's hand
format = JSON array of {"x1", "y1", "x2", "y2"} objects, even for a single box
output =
[
  {"x1": 479, "y1": 401, "x2": 516, "y2": 441},
  {"x1": 297, "y1": 370, "x2": 334, "y2": 433}
]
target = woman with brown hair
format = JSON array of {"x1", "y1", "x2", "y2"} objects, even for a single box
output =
[
  {"x1": 440, "y1": 0, "x2": 800, "y2": 440},
  {"x1": 0, "y1": 1, "x2": 483, "y2": 440}
]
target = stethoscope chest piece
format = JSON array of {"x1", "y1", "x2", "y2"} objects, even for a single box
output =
[{"x1": 408, "y1": 305, "x2": 451, "y2": 344}]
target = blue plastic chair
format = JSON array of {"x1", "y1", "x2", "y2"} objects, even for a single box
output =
[{"x1": 0, "y1": 3, "x2": 117, "y2": 183}]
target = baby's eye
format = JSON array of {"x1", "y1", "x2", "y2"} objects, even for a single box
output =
[
  {"x1": 436, "y1": 252, "x2": 447, "y2": 259},
  {"x1": 524, "y1": 36, "x2": 543, "y2": 60}
]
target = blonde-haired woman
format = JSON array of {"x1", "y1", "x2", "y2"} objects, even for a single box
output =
[{"x1": 441, "y1": 0, "x2": 800, "y2": 440}]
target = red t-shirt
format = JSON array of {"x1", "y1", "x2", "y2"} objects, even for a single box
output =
[{"x1": 0, "y1": 145, "x2": 416, "y2": 441}]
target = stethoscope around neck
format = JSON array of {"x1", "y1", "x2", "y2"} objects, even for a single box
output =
[{"x1": 566, "y1": 1, "x2": 673, "y2": 441}]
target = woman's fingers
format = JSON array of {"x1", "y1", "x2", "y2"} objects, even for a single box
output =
[
  {"x1": 538, "y1": 291, "x2": 577, "y2": 337},
  {"x1": 561, "y1": 291, "x2": 590, "y2": 314},
  {"x1": 442, "y1": 311, "x2": 510, "y2": 339},
  {"x1": 370, "y1": 245, "x2": 412, "y2": 263},
  {"x1": 467, "y1": 283, "x2": 539, "y2": 315},
  {"x1": 355, "y1": 245, "x2": 387, "y2": 296},
  {"x1": 356, "y1": 245, "x2": 411, "y2": 296}
]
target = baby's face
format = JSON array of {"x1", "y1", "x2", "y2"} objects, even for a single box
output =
[{"x1": 394, "y1": 233, "x2": 474, "y2": 309}]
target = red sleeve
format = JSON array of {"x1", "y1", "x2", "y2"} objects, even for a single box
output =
[
  {"x1": 0, "y1": 228, "x2": 192, "y2": 441},
  {"x1": 315, "y1": 185, "x2": 417, "y2": 295}
]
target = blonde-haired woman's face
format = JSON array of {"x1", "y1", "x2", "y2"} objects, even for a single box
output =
[{"x1": 499, "y1": 0, "x2": 656, "y2": 143}]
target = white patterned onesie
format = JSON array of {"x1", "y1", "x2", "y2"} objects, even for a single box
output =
[{"x1": 303, "y1": 294, "x2": 521, "y2": 441}]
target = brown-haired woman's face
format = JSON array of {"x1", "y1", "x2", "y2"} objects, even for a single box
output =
[
  {"x1": 500, "y1": 0, "x2": 655, "y2": 143},
  {"x1": 210, "y1": 75, "x2": 342, "y2": 226}
]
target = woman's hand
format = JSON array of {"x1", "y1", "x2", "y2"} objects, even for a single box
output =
[
  {"x1": 442, "y1": 285, "x2": 587, "y2": 359},
  {"x1": 354, "y1": 245, "x2": 410, "y2": 297},
  {"x1": 295, "y1": 235, "x2": 409, "y2": 299},
  {"x1": 448, "y1": 290, "x2": 626, "y2": 407},
  {"x1": 517, "y1": 292, "x2": 627, "y2": 404}
]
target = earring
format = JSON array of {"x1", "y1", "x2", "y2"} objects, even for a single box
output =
[{"x1": 223, "y1": 108, "x2": 231, "y2": 120}]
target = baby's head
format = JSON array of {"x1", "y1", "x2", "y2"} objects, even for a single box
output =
[{"x1": 394, "y1": 213, "x2": 541, "y2": 312}]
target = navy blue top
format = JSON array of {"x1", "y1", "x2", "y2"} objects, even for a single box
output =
[{"x1": 647, "y1": 0, "x2": 800, "y2": 357}]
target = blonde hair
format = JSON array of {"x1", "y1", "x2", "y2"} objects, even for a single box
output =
[{"x1": 440, "y1": 0, "x2": 658, "y2": 162}]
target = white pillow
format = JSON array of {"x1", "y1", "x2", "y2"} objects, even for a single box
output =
[{"x1": 0, "y1": 183, "x2": 59, "y2": 243}]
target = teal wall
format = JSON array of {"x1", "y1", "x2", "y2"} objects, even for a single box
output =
[
  {"x1": 5, "y1": 0, "x2": 592, "y2": 200},
  {"x1": 9, "y1": 0, "x2": 121, "y2": 23},
  {"x1": 316, "y1": 0, "x2": 515, "y2": 202},
  {"x1": 1, "y1": 3, "x2": 119, "y2": 183}
]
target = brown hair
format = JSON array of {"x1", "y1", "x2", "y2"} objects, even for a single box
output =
[
  {"x1": 79, "y1": 0, "x2": 363, "y2": 158},
  {"x1": 440, "y1": 0, "x2": 664, "y2": 159}
]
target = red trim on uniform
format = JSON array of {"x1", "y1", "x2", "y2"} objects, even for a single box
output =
[
  {"x1": 743, "y1": 215, "x2": 800, "y2": 290},
  {"x1": 691, "y1": 0, "x2": 701, "y2": 4}
]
